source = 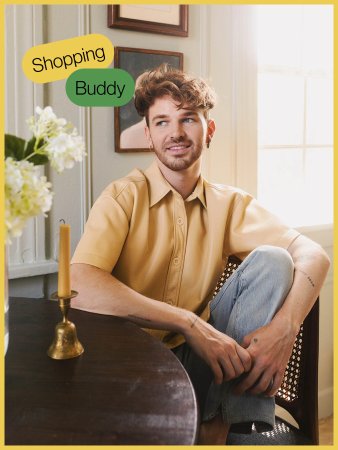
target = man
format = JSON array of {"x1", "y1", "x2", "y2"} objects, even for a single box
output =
[{"x1": 71, "y1": 65, "x2": 330, "y2": 444}]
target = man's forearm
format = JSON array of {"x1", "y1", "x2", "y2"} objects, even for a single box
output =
[
  {"x1": 71, "y1": 262, "x2": 195, "y2": 335},
  {"x1": 71, "y1": 262, "x2": 252, "y2": 384},
  {"x1": 273, "y1": 235, "x2": 330, "y2": 333}
]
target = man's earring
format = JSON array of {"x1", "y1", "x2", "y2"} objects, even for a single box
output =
[{"x1": 207, "y1": 140, "x2": 211, "y2": 149}]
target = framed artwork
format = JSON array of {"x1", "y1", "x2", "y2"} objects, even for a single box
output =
[
  {"x1": 108, "y1": 5, "x2": 188, "y2": 37},
  {"x1": 114, "y1": 47, "x2": 183, "y2": 153}
]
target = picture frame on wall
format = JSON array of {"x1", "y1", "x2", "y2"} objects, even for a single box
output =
[
  {"x1": 107, "y1": 5, "x2": 188, "y2": 37},
  {"x1": 114, "y1": 47, "x2": 183, "y2": 153}
]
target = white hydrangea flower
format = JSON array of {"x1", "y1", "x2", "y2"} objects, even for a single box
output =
[
  {"x1": 5, "y1": 106, "x2": 86, "y2": 242},
  {"x1": 26, "y1": 106, "x2": 86, "y2": 173},
  {"x1": 5, "y1": 158, "x2": 53, "y2": 240},
  {"x1": 27, "y1": 106, "x2": 68, "y2": 139},
  {"x1": 46, "y1": 130, "x2": 86, "y2": 173}
]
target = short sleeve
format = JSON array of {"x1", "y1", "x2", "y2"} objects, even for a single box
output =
[
  {"x1": 71, "y1": 194, "x2": 130, "y2": 272},
  {"x1": 226, "y1": 192, "x2": 300, "y2": 260}
]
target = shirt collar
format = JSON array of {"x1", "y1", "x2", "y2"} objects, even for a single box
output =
[
  {"x1": 144, "y1": 161, "x2": 207, "y2": 209},
  {"x1": 185, "y1": 175, "x2": 207, "y2": 208},
  {"x1": 144, "y1": 162, "x2": 171, "y2": 207}
]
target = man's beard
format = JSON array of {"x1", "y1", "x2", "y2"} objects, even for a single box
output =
[{"x1": 152, "y1": 143, "x2": 203, "y2": 171}]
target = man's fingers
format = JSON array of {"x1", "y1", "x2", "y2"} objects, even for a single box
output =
[
  {"x1": 222, "y1": 344, "x2": 252, "y2": 379},
  {"x1": 211, "y1": 362, "x2": 224, "y2": 385},
  {"x1": 234, "y1": 369, "x2": 284, "y2": 397},
  {"x1": 241, "y1": 334, "x2": 252, "y2": 349},
  {"x1": 228, "y1": 353, "x2": 245, "y2": 378},
  {"x1": 264, "y1": 372, "x2": 283, "y2": 397},
  {"x1": 236, "y1": 345, "x2": 252, "y2": 372},
  {"x1": 219, "y1": 356, "x2": 236, "y2": 381},
  {"x1": 233, "y1": 366, "x2": 261, "y2": 395},
  {"x1": 248, "y1": 372, "x2": 273, "y2": 395}
]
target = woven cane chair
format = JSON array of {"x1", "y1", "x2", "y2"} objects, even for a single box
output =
[{"x1": 213, "y1": 255, "x2": 319, "y2": 445}]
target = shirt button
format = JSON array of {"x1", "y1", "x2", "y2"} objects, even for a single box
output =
[
  {"x1": 173, "y1": 257, "x2": 179, "y2": 265},
  {"x1": 177, "y1": 218, "x2": 184, "y2": 225}
]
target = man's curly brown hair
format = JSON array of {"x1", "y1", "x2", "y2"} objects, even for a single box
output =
[{"x1": 134, "y1": 64, "x2": 216, "y2": 126}]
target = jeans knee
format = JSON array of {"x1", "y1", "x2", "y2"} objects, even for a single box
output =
[{"x1": 250, "y1": 245, "x2": 294, "y2": 291}]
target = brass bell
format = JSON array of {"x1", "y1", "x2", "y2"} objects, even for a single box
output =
[{"x1": 47, "y1": 291, "x2": 84, "y2": 360}]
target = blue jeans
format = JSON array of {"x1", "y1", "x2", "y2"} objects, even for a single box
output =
[{"x1": 173, "y1": 245, "x2": 294, "y2": 432}]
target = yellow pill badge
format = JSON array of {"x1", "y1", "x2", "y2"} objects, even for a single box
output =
[{"x1": 22, "y1": 34, "x2": 114, "y2": 83}]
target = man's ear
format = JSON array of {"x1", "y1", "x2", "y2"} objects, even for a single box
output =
[
  {"x1": 206, "y1": 119, "x2": 216, "y2": 147},
  {"x1": 145, "y1": 126, "x2": 153, "y2": 149},
  {"x1": 207, "y1": 119, "x2": 216, "y2": 141}
]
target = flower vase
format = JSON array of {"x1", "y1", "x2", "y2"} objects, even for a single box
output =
[{"x1": 5, "y1": 246, "x2": 9, "y2": 355}]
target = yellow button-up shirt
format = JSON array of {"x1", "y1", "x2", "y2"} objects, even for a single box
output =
[{"x1": 72, "y1": 162, "x2": 299, "y2": 348}]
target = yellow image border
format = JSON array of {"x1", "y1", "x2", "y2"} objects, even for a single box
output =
[{"x1": 0, "y1": 1, "x2": 335, "y2": 449}]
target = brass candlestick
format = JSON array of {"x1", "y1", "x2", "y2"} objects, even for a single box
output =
[{"x1": 47, "y1": 290, "x2": 84, "y2": 359}]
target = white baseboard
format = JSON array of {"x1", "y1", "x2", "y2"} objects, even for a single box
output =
[{"x1": 318, "y1": 387, "x2": 333, "y2": 420}]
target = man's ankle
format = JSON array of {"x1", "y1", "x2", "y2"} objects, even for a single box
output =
[{"x1": 198, "y1": 413, "x2": 230, "y2": 445}]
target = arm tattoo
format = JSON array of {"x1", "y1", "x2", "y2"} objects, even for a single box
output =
[
  {"x1": 190, "y1": 316, "x2": 199, "y2": 328},
  {"x1": 297, "y1": 268, "x2": 315, "y2": 288}
]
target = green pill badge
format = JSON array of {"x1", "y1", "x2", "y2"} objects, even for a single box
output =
[{"x1": 66, "y1": 68, "x2": 135, "y2": 107}]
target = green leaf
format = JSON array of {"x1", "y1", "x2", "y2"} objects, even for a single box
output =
[
  {"x1": 5, "y1": 134, "x2": 26, "y2": 160},
  {"x1": 24, "y1": 137, "x2": 49, "y2": 165}
]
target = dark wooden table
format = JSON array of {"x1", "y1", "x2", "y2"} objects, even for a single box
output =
[{"x1": 5, "y1": 297, "x2": 198, "y2": 445}]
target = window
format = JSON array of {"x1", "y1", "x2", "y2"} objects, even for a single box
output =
[{"x1": 256, "y1": 5, "x2": 333, "y2": 227}]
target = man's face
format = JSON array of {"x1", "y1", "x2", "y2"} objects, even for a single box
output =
[{"x1": 145, "y1": 95, "x2": 215, "y2": 172}]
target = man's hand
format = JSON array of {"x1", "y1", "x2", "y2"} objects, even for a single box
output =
[
  {"x1": 233, "y1": 235, "x2": 330, "y2": 398},
  {"x1": 233, "y1": 315, "x2": 298, "y2": 397},
  {"x1": 184, "y1": 316, "x2": 252, "y2": 385}
]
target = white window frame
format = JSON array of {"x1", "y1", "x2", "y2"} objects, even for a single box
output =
[{"x1": 207, "y1": 5, "x2": 333, "y2": 236}]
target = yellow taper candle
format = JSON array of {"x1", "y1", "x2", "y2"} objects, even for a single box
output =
[{"x1": 58, "y1": 223, "x2": 71, "y2": 297}]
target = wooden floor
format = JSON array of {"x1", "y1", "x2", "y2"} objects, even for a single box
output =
[{"x1": 319, "y1": 415, "x2": 333, "y2": 445}]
